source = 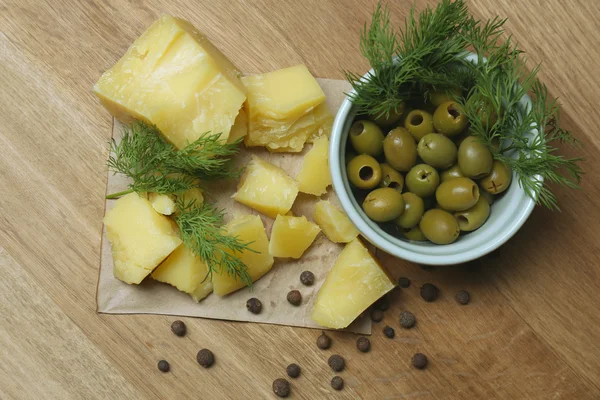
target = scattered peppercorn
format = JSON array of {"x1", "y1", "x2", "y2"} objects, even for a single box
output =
[
  {"x1": 287, "y1": 290, "x2": 302, "y2": 306},
  {"x1": 356, "y1": 336, "x2": 371, "y2": 352},
  {"x1": 328, "y1": 354, "x2": 345, "y2": 372},
  {"x1": 317, "y1": 332, "x2": 331, "y2": 350},
  {"x1": 157, "y1": 360, "x2": 170, "y2": 372},
  {"x1": 370, "y1": 309, "x2": 384, "y2": 322},
  {"x1": 272, "y1": 378, "x2": 290, "y2": 398},
  {"x1": 399, "y1": 311, "x2": 416, "y2": 329},
  {"x1": 196, "y1": 349, "x2": 214, "y2": 368},
  {"x1": 455, "y1": 290, "x2": 470, "y2": 305},
  {"x1": 412, "y1": 353, "x2": 428, "y2": 369},
  {"x1": 300, "y1": 271, "x2": 315, "y2": 286},
  {"x1": 375, "y1": 295, "x2": 390, "y2": 311},
  {"x1": 246, "y1": 297, "x2": 262, "y2": 314},
  {"x1": 286, "y1": 363, "x2": 301, "y2": 378},
  {"x1": 398, "y1": 277, "x2": 411, "y2": 288},
  {"x1": 170, "y1": 320, "x2": 186, "y2": 337},
  {"x1": 383, "y1": 325, "x2": 395, "y2": 338},
  {"x1": 420, "y1": 283, "x2": 439, "y2": 302},
  {"x1": 331, "y1": 376, "x2": 344, "y2": 390}
]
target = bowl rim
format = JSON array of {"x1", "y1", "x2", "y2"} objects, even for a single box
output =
[{"x1": 329, "y1": 58, "x2": 539, "y2": 265}]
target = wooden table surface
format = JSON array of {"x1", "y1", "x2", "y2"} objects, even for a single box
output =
[{"x1": 1, "y1": 0, "x2": 600, "y2": 399}]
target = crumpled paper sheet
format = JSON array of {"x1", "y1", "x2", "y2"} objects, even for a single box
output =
[{"x1": 97, "y1": 78, "x2": 377, "y2": 334}]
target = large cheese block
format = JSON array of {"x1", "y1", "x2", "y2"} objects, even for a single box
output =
[
  {"x1": 104, "y1": 193, "x2": 182, "y2": 284},
  {"x1": 296, "y1": 136, "x2": 332, "y2": 196},
  {"x1": 93, "y1": 15, "x2": 246, "y2": 148},
  {"x1": 269, "y1": 215, "x2": 321, "y2": 259},
  {"x1": 312, "y1": 239, "x2": 396, "y2": 329},
  {"x1": 212, "y1": 214, "x2": 274, "y2": 296}
]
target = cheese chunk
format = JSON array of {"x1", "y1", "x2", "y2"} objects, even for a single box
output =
[
  {"x1": 232, "y1": 156, "x2": 298, "y2": 218},
  {"x1": 296, "y1": 136, "x2": 332, "y2": 196},
  {"x1": 176, "y1": 187, "x2": 204, "y2": 208},
  {"x1": 152, "y1": 244, "x2": 213, "y2": 302},
  {"x1": 104, "y1": 193, "x2": 182, "y2": 284},
  {"x1": 269, "y1": 215, "x2": 321, "y2": 259},
  {"x1": 93, "y1": 15, "x2": 246, "y2": 148},
  {"x1": 312, "y1": 239, "x2": 395, "y2": 329},
  {"x1": 313, "y1": 200, "x2": 359, "y2": 243},
  {"x1": 148, "y1": 193, "x2": 176, "y2": 215},
  {"x1": 227, "y1": 109, "x2": 248, "y2": 143},
  {"x1": 212, "y1": 214, "x2": 274, "y2": 296}
]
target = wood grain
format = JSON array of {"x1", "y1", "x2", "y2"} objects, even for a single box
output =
[{"x1": 1, "y1": 0, "x2": 599, "y2": 399}]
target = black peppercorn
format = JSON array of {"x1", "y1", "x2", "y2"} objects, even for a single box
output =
[
  {"x1": 412, "y1": 353, "x2": 428, "y2": 369},
  {"x1": 455, "y1": 290, "x2": 470, "y2": 305},
  {"x1": 420, "y1": 283, "x2": 439, "y2": 302},
  {"x1": 399, "y1": 311, "x2": 416, "y2": 329},
  {"x1": 328, "y1": 354, "x2": 345, "y2": 372},
  {"x1": 375, "y1": 295, "x2": 390, "y2": 311},
  {"x1": 170, "y1": 320, "x2": 186, "y2": 337},
  {"x1": 356, "y1": 336, "x2": 371, "y2": 352},
  {"x1": 287, "y1": 290, "x2": 302, "y2": 306},
  {"x1": 317, "y1": 332, "x2": 331, "y2": 349},
  {"x1": 398, "y1": 277, "x2": 411, "y2": 288},
  {"x1": 383, "y1": 325, "x2": 395, "y2": 338},
  {"x1": 196, "y1": 349, "x2": 214, "y2": 368},
  {"x1": 246, "y1": 297, "x2": 262, "y2": 314},
  {"x1": 370, "y1": 309, "x2": 384, "y2": 322},
  {"x1": 272, "y1": 378, "x2": 290, "y2": 397},
  {"x1": 157, "y1": 360, "x2": 170, "y2": 372},
  {"x1": 331, "y1": 376, "x2": 344, "y2": 390},
  {"x1": 286, "y1": 363, "x2": 301, "y2": 378},
  {"x1": 300, "y1": 271, "x2": 315, "y2": 286}
]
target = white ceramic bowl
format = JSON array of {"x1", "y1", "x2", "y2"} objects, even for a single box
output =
[{"x1": 329, "y1": 64, "x2": 538, "y2": 265}]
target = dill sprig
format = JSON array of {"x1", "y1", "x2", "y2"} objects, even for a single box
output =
[{"x1": 173, "y1": 198, "x2": 254, "y2": 286}]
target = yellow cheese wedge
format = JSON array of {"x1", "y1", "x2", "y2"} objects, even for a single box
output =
[
  {"x1": 104, "y1": 193, "x2": 182, "y2": 284},
  {"x1": 176, "y1": 187, "x2": 204, "y2": 207},
  {"x1": 93, "y1": 15, "x2": 246, "y2": 148},
  {"x1": 227, "y1": 109, "x2": 248, "y2": 143},
  {"x1": 212, "y1": 214, "x2": 274, "y2": 296},
  {"x1": 313, "y1": 200, "x2": 359, "y2": 243},
  {"x1": 312, "y1": 239, "x2": 396, "y2": 329},
  {"x1": 269, "y1": 215, "x2": 321, "y2": 258},
  {"x1": 232, "y1": 155, "x2": 299, "y2": 218},
  {"x1": 148, "y1": 193, "x2": 176, "y2": 215},
  {"x1": 296, "y1": 136, "x2": 332, "y2": 196},
  {"x1": 151, "y1": 244, "x2": 213, "y2": 302}
]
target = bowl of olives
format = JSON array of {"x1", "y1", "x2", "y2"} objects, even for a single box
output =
[{"x1": 329, "y1": 69, "x2": 536, "y2": 265}]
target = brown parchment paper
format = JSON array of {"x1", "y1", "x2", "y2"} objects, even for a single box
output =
[{"x1": 97, "y1": 78, "x2": 374, "y2": 334}]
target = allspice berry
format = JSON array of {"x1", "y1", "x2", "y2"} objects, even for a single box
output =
[
  {"x1": 246, "y1": 297, "x2": 262, "y2": 314},
  {"x1": 286, "y1": 363, "x2": 301, "y2": 378},
  {"x1": 287, "y1": 290, "x2": 302, "y2": 306},
  {"x1": 383, "y1": 325, "x2": 395, "y2": 338},
  {"x1": 356, "y1": 336, "x2": 371, "y2": 353},
  {"x1": 300, "y1": 271, "x2": 315, "y2": 286},
  {"x1": 331, "y1": 376, "x2": 344, "y2": 390},
  {"x1": 328, "y1": 354, "x2": 345, "y2": 372},
  {"x1": 455, "y1": 290, "x2": 470, "y2": 305},
  {"x1": 398, "y1": 277, "x2": 411, "y2": 288},
  {"x1": 196, "y1": 349, "x2": 215, "y2": 368},
  {"x1": 272, "y1": 378, "x2": 290, "y2": 397},
  {"x1": 420, "y1": 283, "x2": 439, "y2": 302},
  {"x1": 400, "y1": 311, "x2": 416, "y2": 329},
  {"x1": 317, "y1": 332, "x2": 331, "y2": 350},
  {"x1": 157, "y1": 360, "x2": 170, "y2": 373},
  {"x1": 412, "y1": 353, "x2": 428, "y2": 369},
  {"x1": 370, "y1": 309, "x2": 384, "y2": 322},
  {"x1": 170, "y1": 320, "x2": 187, "y2": 337}
]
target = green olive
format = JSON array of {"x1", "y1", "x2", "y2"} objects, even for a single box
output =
[
  {"x1": 433, "y1": 101, "x2": 468, "y2": 137},
  {"x1": 362, "y1": 187, "x2": 405, "y2": 222},
  {"x1": 479, "y1": 187, "x2": 494, "y2": 205},
  {"x1": 347, "y1": 154, "x2": 382, "y2": 190},
  {"x1": 454, "y1": 197, "x2": 491, "y2": 232},
  {"x1": 435, "y1": 177, "x2": 480, "y2": 211},
  {"x1": 404, "y1": 110, "x2": 434, "y2": 141},
  {"x1": 369, "y1": 103, "x2": 406, "y2": 128},
  {"x1": 395, "y1": 192, "x2": 425, "y2": 229},
  {"x1": 417, "y1": 133, "x2": 457, "y2": 169},
  {"x1": 480, "y1": 160, "x2": 512, "y2": 194},
  {"x1": 440, "y1": 164, "x2": 464, "y2": 182},
  {"x1": 405, "y1": 164, "x2": 440, "y2": 198},
  {"x1": 419, "y1": 209, "x2": 460, "y2": 245},
  {"x1": 349, "y1": 120, "x2": 385, "y2": 156},
  {"x1": 466, "y1": 96, "x2": 499, "y2": 131},
  {"x1": 383, "y1": 127, "x2": 417, "y2": 172},
  {"x1": 379, "y1": 163, "x2": 404, "y2": 193},
  {"x1": 457, "y1": 136, "x2": 493, "y2": 179},
  {"x1": 430, "y1": 88, "x2": 462, "y2": 107},
  {"x1": 403, "y1": 225, "x2": 428, "y2": 241}
]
